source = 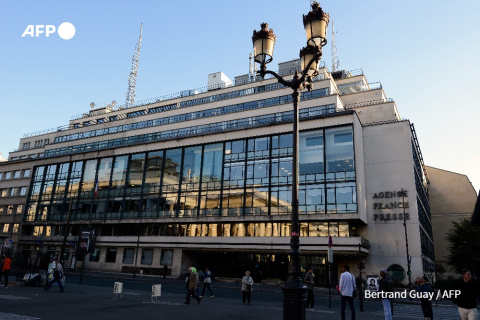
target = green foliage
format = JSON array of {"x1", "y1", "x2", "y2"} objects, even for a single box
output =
[{"x1": 446, "y1": 218, "x2": 480, "y2": 276}]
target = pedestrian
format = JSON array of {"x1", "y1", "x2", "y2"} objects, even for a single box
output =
[
  {"x1": 163, "y1": 264, "x2": 168, "y2": 279},
  {"x1": 414, "y1": 275, "x2": 434, "y2": 320},
  {"x1": 304, "y1": 267, "x2": 315, "y2": 310},
  {"x1": 2, "y1": 254, "x2": 11, "y2": 289},
  {"x1": 200, "y1": 266, "x2": 214, "y2": 298},
  {"x1": 241, "y1": 271, "x2": 254, "y2": 305},
  {"x1": 378, "y1": 268, "x2": 393, "y2": 320},
  {"x1": 184, "y1": 267, "x2": 201, "y2": 304},
  {"x1": 339, "y1": 265, "x2": 356, "y2": 320},
  {"x1": 452, "y1": 269, "x2": 480, "y2": 320},
  {"x1": 44, "y1": 259, "x2": 64, "y2": 292}
]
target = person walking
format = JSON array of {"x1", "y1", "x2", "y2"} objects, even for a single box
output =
[
  {"x1": 452, "y1": 269, "x2": 480, "y2": 320},
  {"x1": 241, "y1": 271, "x2": 254, "y2": 305},
  {"x1": 304, "y1": 267, "x2": 315, "y2": 310},
  {"x1": 200, "y1": 266, "x2": 214, "y2": 298},
  {"x1": 44, "y1": 259, "x2": 64, "y2": 292},
  {"x1": 379, "y1": 268, "x2": 393, "y2": 320},
  {"x1": 2, "y1": 254, "x2": 11, "y2": 289},
  {"x1": 184, "y1": 267, "x2": 201, "y2": 304},
  {"x1": 163, "y1": 264, "x2": 168, "y2": 279},
  {"x1": 339, "y1": 265, "x2": 356, "y2": 320},
  {"x1": 414, "y1": 276, "x2": 434, "y2": 320}
]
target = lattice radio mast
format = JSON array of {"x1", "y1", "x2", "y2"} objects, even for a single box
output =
[
  {"x1": 125, "y1": 23, "x2": 143, "y2": 109},
  {"x1": 331, "y1": 20, "x2": 340, "y2": 72}
]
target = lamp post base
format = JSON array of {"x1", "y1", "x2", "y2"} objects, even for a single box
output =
[{"x1": 281, "y1": 283, "x2": 307, "y2": 320}]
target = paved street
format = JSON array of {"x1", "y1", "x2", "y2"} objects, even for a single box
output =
[{"x1": 0, "y1": 273, "x2": 469, "y2": 320}]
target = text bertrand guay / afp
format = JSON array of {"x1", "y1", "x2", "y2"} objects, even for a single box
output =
[{"x1": 365, "y1": 290, "x2": 461, "y2": 301}]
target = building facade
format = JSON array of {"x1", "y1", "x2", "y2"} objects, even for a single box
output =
[
  {"x1": 427, "y1": 166, "x2": 477, "y2": 272},
  {"x1": 1, "y1": 61, "x2": 434, "y2": 285}
]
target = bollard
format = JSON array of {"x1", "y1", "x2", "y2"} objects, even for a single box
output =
[
  {"x1": 113, "y1": 282, "x2": 123, "y2": 299},
  {"x1": 152, "y1": 284, "x2": 162, "y2": 303}
]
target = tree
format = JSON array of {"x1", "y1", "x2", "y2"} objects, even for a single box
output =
[{"x1": 446, "y1": 218, "x2": 480, "y2": 276}]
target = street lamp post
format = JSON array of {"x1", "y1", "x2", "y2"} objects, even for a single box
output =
[
  {"x1": 251, "y1": 2, "x2": 329, "y2": 319},
  {"x1": 398, "y1": 189, "x2": 412, "y2": 294},
  {"x1": 60, "y1": 198, "x2": 74, "y2": 265}
]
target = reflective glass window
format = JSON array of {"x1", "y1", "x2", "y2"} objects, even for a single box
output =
[{"x1": 325, "y1": 126, "x2": 354, "y2": 174}]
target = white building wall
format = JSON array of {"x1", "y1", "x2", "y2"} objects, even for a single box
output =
[{"x1": 361, "y1": 121, "x2": 422, "y2": 282}]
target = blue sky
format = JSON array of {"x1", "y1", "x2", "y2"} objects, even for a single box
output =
[{"x1": 1, "y1": 0, "x2": 479, "y2": 192}]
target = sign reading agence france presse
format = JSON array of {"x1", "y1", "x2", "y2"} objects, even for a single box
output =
[{"x1": 372, "y1": 190, "x2": 410, "y2": 221}]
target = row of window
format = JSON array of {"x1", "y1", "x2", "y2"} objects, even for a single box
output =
[
  {"x1": 21, "y1": 140, "x2": 50, "y2": 150},
  {"x1": 56, "y1": 88, "x2": 331, "y2": 144},
  {"x1": 0, "y1": 205, "x2": 24, "y2": 214},
  {"x1": 25, "y1": 221, "x2": 352, "y2": 238},
  {"x1": 0, "y1": 169, "x2": 31, "y2": 180},
  {"x1": 28, "y1": 126, "x2": 356, "y2": 221},
  {"x1": 45, "y1": 103, "x2": 338, "y2": 158},
  {"x1": 0, "y1": 223, "x2": 20, "y2": 234},
  {"x1": 103, "y1": 248, "x2": 173, "y2": 265},
  {"x1": 0, "y1": 187, "x2": 27, "y2": 197},
  {"x1": 71, "y1": 81, "x2": 289, "y2": 129}
]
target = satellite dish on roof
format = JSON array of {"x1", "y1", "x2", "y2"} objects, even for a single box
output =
[{"x1": 90, "y1": 102, "x2": 95, "y2": 109}]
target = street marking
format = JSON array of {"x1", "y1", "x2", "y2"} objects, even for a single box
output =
[
  {"x1": 0, "y1": 312, "x2": 40, "y2": 319},
  {"x1": 269, "y1": 307, "x2": 335, "y2": 314},
  {"x1": 143, "y1": 301, "x2": 183, "y2": 306},
  {"x1": 371, "y1": 304, "x2": 462, "y2": 320},
  {"x1": 122, "y1": 292, "x2": 141, "y2": 295},
  {"x1": 0, "y1": 295, "x2": 32, "y2": 300}
]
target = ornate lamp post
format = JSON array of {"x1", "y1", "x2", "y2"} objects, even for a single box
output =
[{"x1": 251, "y1": 2, "x2": 329, "y2": 319}]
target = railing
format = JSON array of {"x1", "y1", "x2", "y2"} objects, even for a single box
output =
[
  {"x1": 21, "y1": 69, "x2": 330, "y2": 140},
  {"x1": 344, "y1": 98, "x2": 394, "y2": 109},
  {"x1": 332, "y1": 68, "x2": 364, "y2": 79},
  {"x1": 362, "y1": 119, "x2": 409, "y2": 127},
  {"x1": 410, "y1": 123, "x2": 430, "y2": 184},
  {"x1": 43, "y1": 100, "x2": 343, "y2": 158},
  {"x1": 68, "y1": 63, "x2": 326, "y2": 121},
  {"x1": 338, "y1": 81, "x2": 382, "y2": 96}
]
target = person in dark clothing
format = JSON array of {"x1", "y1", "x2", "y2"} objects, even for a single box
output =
[
  {"x1": 304, "y1": 268, "x2": 315, "y2": 310},
  {"x1": 184, "y1": 267, "x2": 201, "y2": 304},
  {"x1": 452, "y1": 269, "x2": 480, "y2": 320},
  {"x1": 163, "y1": 264, "x2": 168, "y2": 279},
  {"x1": 2, "y1": 254, "x2": 11, "y2": 289},
  {"x1": 200, "y1": 266, "x2": 214, "y2": 298},
  {"x1": 378, "y1": 268, "x2": 393, "y2": 320},
  {"x1": 414, "y1": 276, "x2": 434, "y2": 320}
]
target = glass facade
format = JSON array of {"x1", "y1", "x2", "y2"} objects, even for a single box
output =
[
  {"x1": 26, "y1": 125, "x2": 356, "y2": 222},
  {"x1": 21, "y1": 221, "x2": 351, "y2": 238}
]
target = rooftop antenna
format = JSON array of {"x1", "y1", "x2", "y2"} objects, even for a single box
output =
[
  {"x1": 125, "y1": 23, "x2": 143, "y2": 109},
  {"x1": 331, "y1": 19, "x2": 340, "y2": 72}
]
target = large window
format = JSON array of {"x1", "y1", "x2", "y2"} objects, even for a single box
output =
[
  {"x1": 325, "y1": 126, "x2": 355, "y2": 179},
  {"x1": 27, "y1": 125, "x2": 357, "y2": 220},
  {"x1": 141, "y1": 249, "x2": 153, "y2": 265},
  {"x1": 160, "y1": 249, "x2": 173, "y2": 265},
  {"x1": 123, "y1": 248, "x2": 135, "y2": 264},
  {"x1": 105, "y1": 248, "x2": 117, "y2": 263}
]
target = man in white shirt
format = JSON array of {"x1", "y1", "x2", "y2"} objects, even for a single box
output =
[{"x1": 339, "y1": 265, "x2": 356, "y2": 320}]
